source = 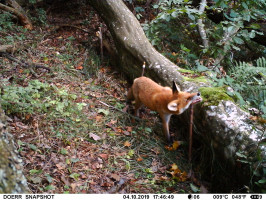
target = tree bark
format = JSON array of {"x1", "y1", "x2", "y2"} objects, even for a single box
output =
[
  {"x1": 88, "y1": 0, "x2": 265, "y2": 192},
  {"x1": 87, "y1": 0, "x2": 183, "y2": 86},
  {"x1": 0, "y1": 105, "x2": 30, "y2": 193}
]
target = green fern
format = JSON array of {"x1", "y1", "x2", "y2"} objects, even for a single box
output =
[
  {"x1": 256, "y1": 57, "x2": 266, "y2": 68},
  {"x1": 228, "y1": 57, "x2": 266, "y2": 117}
]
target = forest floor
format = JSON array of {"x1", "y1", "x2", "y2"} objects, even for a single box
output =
[{"x1": 0, "y1": 2, "x2": 205, "y2": 194}]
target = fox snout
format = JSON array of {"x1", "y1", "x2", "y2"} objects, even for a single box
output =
[{"x1": 192, "y1": 92, "x2": 202, "y2": 105}]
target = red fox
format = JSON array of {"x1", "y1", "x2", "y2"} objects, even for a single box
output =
[{"x1": 127, "y1": 64, "x2": 202, "y2": 143}]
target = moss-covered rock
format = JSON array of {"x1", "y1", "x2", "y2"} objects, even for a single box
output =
[{"x1": 199, "y1": 87, "x2": 234, "y2": 106}]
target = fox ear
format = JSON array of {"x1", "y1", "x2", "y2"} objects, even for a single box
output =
[
  {"x1": 167, "y1": 101, "x2": 178, "y2": 112},
  {"x1": 172, "y1": 81, "x2": 180, "y2": 94}
]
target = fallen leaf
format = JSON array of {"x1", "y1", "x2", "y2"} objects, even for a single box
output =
[
  {"x1": 172, "y1": 141, "x2": 179, "y2": 150},
  {"x1": 124, "y1": 141, "x2": 131, "y2": 147},
  {"x1": 56, "y1": 163, "x2": 66, "y2": 170},
  {"x1": 75, "y1": 65, "x2": 83, "y2": 70},
  {"x1": 126, "y1": 126, "x2": 133, "y2": 132},
  {"x1": 97, "y1": 108, "x2": 109, "y2": 116},
  {"x1": 89, "y1": 132, "x2": 101, "y2": 141},
  {"x1": 15, "y1": 122, "x2": 29, "y2": 129},
  {"x1": 99, "y1": 154, "x2": 108, "y2": 160},
  {"x1": 123, "y1": 130, "x2": 131, "y2": 136},
  {"x1": 110, "y1": 120, "x2": 117, "y2": 124},
  {"x1": 30, "y1": 176, "x2": 42, "y2": 184},
  {"x1": 151, "y1": 147, "x2": 160, "y2": 155},
  {"x1": 70, "y1": 183, "x2": 77, "y2": 191},
  {"x1": 111, "y1": 173, "x2": 120, "y2": 182},
  {"x1": 171, "y1": 163, "x2": 178, "y2": 171},
  {"x1": 137, "y1": 157, "x2": 143, "y2": 162},
  {"x1": 165, "y1": 145, "x2": 173, "y2": 151},
  {"x1": 95, "y1": 115, "x2": 102, "y2": 122}
]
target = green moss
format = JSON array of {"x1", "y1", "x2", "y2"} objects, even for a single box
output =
[
  {"x1": 178, "y1": 68, "x2": 209, "y2": 83},
  {"x1": 178, "y1": 68, "x2": 196, "y2": 74},
  {"x1": 183, "y1": 76, "x2": 209, "y2": 83},
  {"x1": 199, "y1": 87, "x2": 234, "y2": 106}
]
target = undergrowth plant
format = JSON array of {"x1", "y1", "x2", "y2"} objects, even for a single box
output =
[
  {"x1": 210, "y1": 57, "x2": 266, "y2": 118},
  {"x1": 0, "y1": 11, "x2": 14, "y2": 31},
  {"x1": 143, "y1": 0, "x2": 265, "y2": 67},
  {"x1": 0, "y1": 79, "x2": 86, "y2": 121}
]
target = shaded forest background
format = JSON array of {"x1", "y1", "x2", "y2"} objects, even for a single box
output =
[{"x1": 0, "y1": 0, "x2": 265, "y2": 194}]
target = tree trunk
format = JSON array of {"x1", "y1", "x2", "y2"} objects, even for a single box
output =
[
  {"x1": 88, "y1": 0, "x2": 265, "y2": 192},
  {"x1": 0, "y1": 105, "x2": 30, "y2": 193},
  {"x1": 88, "y1": 0, "x2": 183, "y2": 86}
]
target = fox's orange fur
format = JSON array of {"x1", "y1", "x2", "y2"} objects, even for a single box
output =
[{"x1": 127, "y1": 75, "x2": 202, "y2": 143}]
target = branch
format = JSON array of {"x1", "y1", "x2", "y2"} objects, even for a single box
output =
[
  {"x1": 0, "y1": 45, "x2": 15, "y2": 53},
  {"x1": 197, "y1": 0, "x2": 209, "y2": 49},
  {"x1": 214, "y1": 26, "x2": 240, "y2": 66},
  {"x1": 0, "y1": 1, "x2": 32, "y2": 30},
  {"x1": 0, "y1": 52, "x2": 51, "y2": 72}
]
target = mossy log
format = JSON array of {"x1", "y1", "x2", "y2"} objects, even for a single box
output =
[
  {"x1": 88, "y1": 0, "x2": 265, "y2": 192},
  {"x1": 0, "y1": 106, "x2": 29, "y2": 193}
]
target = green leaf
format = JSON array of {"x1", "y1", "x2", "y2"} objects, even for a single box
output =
[
  {"x1": 128, "y1": 149, "x2": 135, "y2": 157},
  {"x1": 228, "y1": 26, "x2": 235, "y2": 33},
  {"x1": 248, "y1": 23, "x2": 261, "y2": 29},
  {"x1": 249, "y1": 31, "x2": 256, "y2": 38},
  {"x1": 145, "y1": 127, "x2": 152, "y2": 133},
  {"x1": 233, "y1": 36, "x2": 244, "y2": 44},
  {"x1": 236, "y1": 152, "x2": 247, "y2": 159},
  {"x1": 70, "y1": 173, "x2": 80, "y2": 180},
  {"x1": 197, "y1": 65, "x2": 209, "y2": 72},
  {"x1": 230, "y1": 10, "x2": 238, "y2": 18},
  {"x1": 258, "y1": 179, "x2": 266, "y2": 184},
  {"x1": 242, "y1": 2, "x2": 248, "y2": 9},
  {"x1": 29, "y1": 144, "x2": 37, "y2": 151},
  {"x1": 71, "y1": 158, "x2": 80, "y2": 163},
  {"x1": 188, "y1": 14, "x2": 195, "y2": 21},
  {"x1": 97, "y1": 108, "x2": 109, "y2": 116},
  {"x1": 45, "y1": 174, "x2": 53, "y2": 183},
  {"x1": 44, "y1": 185, "x2": 55, "y2": 191},
  {"x1": 29, "y1": 169, "x2": 42, "y2": 175},
  {"x1": 60, "y1": 148, "x2": 68, "y2": 155},
  {"x1": 190, "y1": 183, "x2": 200, "y2": 192}
]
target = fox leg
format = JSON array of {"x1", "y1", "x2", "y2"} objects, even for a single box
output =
[
  {"x1": 160, "y1": 113, "x2": 172, "y2": 143},
  {"x1": 134, "y1": 99, "x2": 142, "y2": 117}
]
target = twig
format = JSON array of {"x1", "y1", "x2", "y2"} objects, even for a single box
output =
[
  {"x1": 52, "y1": 24, "x2": 90, "y2": 33},
  {"x1": 86, "y1": 92, "x2": 141, "y2": 121},
  {"x1": 97, "y1": 100, "x2": 141, "y2": 121},
  {"x1": 96, "y1": 26, "x2": 103, "y2": 61},
  {"x1": 213, "y1": 26, "x2": 240, "y2": 67},
  {"x1": 197, "y1": 0, "x2": 209, "y2": 49},
  {"x1": 0, "y1": 52, "x2": 51, "y2": 72},
  {"x1": 189, "y1": 104, "x2": 194, "y2": 163}
]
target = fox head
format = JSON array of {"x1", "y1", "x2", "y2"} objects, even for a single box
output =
[{"x1": 167, "y1": 81, "x2": 202, "y2": 115}]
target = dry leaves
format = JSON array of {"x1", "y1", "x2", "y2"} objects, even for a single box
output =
[{"x1": 123, "y1": 141, "x2": 131, "y2": 147}]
